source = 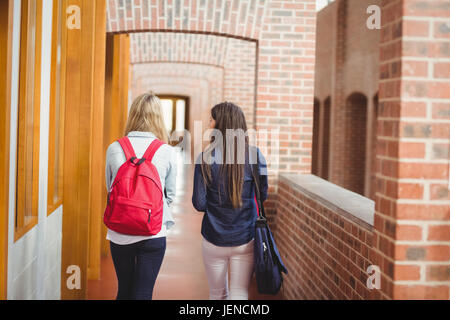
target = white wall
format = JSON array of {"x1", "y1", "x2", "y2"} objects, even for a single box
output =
[{"x1": 7, "y1": 0, "x2": 62, "y2": 300}]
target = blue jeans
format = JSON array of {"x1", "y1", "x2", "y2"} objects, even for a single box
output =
[{"x1": 110, "y1": 237, "x2": 166, "y2": 300}]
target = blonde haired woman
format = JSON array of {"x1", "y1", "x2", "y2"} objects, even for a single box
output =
[{"x1": 105, "y1": 92, "x2": 177, "y2": 300}]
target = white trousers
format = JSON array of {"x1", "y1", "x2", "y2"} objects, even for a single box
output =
[{"x1": 202, "y1": 237, "x2": 254, "y2": 300}]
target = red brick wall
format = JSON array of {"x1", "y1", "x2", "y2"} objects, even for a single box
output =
[
  {"x1": 107, "y1": 0, "x2": 268, "y2": 39},
  {"x1": 130, "y1": 32, "x2": 229, "y2": 65},
  {"x1": 129, "y1": 32, "x2": 257, "y2": 127},
  {"x1": 256, "y1": 0, "x2": 317, "y2": 224},
  {"x1": 374, "y1": 0, "x2": 450, "y2": 300},
  {"x1": 223, "y1": 38, "x2": 257, "y2": 127},
  {"x1": 277, "y1": 177, "x2": 376, "y2": 300},
  {"x1": 256, "y1": 0, "x2": 316, "y2": 174},
  {"x1": 283, "y1": 0, "x2": 449, "y2": 300}
]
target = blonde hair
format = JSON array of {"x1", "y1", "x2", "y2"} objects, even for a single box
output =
[{"x1": 125, "y1": 92, "x2": 169, "y2": 143}]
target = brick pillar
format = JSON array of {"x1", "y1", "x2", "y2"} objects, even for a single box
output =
[
  {"x1": 258, "y1": 0, "x2": 317, "y2": 223},
  {"x1": 312, "y1": 98, "x2": 320, "y2": 175},
  {"x1": 321, "y1": 96, "x2": 331, "y2": 179},
  {"x1": 329, "y1": 0, "x2": 347, "y2": 186},
  {"x1": 370, "y1": 93, "x2": 379, "y2": 201},
  {"x1": 374, "y1": 0, "x2": 450, "y2": 300}
]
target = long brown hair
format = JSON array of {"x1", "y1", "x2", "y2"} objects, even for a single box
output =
[
  {"x1": 201, "y1": 102, "x2": 248, "y2": 209},
  {"x1": 125, "y1": 92, "x2": 169, "y2": 143}
]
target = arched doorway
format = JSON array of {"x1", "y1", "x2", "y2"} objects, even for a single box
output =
[{"x1": 344, "y1": 92, "x2": 368, "y2": 195}]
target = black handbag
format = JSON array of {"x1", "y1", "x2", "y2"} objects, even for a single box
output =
[{"x1": 251, "y1": 150, "x2": 288, "y2": 295}]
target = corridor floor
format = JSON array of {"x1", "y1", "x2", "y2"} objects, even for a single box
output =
[{"x1": 87, "y1": 153, "x2": 282, "y2": 300}]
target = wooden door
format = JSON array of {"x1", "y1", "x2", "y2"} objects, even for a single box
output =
[{"x1": 0, "y1": 0, "x2": 13, "y2": 300}]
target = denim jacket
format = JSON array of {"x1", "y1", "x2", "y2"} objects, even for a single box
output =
[{"x1": 192, "y1": 147, "x2": 268, "y2": 247}]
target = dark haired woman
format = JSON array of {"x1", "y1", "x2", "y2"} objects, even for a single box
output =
[{"x1": 192, "y1": 102, "x2": 268, "y2": 300}]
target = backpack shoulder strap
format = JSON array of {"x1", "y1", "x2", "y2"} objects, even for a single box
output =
[
  {"x1": 142, "y1": 139, "x2": 165, "y2": 162},
  {"x1": 118, "y1": 137, "x2": 136, "y2": 161}
]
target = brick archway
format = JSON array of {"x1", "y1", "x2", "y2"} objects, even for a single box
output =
[
  {"x1": 107, "y1": 0, "x2": 318, "y2": 180},
  {"x1": 129, "y1": 32, "x2": 257, "y2": 127},
  {"x1": 106, "y1": 0, "x2": 267, "y2": 40}
]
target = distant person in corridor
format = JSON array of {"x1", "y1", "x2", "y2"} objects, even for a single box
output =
[
  {"x1": 105, "y1": 92, "x2": 177, "y2": 300},
  {"x1": 192, "y1": 102, "x2": 268, "y2": 300}
]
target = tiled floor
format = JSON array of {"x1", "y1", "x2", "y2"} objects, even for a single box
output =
[{"x1": 87, "y1": 156, "x2": 282, "y2": 300}]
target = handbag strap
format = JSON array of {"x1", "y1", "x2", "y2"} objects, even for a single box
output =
[{"x1": 251, "y1": 147, "x2": 266, "y2": 220}]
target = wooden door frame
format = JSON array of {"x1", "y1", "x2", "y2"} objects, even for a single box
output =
[
  {"x1": 61, "y1": 0, "x2": 107, "y2": 300},
  {"x1": 14, "y1": 0, "x2": 43, "y2": 242},
  {"x1": 99, "y1": 33, "x2": 130, "y2": 258},
  {"x1": 158, "y1": 95, "x2": 191, "y2": 133},
  {"x1": 0, "y1": 0, "x2": 13, "y2": 300},
  {"x1": 87, "y1": 0, "x2": 107, "y2": 281}
]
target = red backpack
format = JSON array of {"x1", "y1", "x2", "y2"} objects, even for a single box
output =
[{"x1": 104, "y1": 136, "x2": 165, "y2": 236}]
